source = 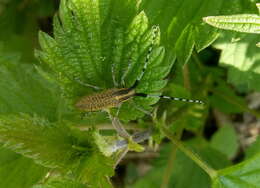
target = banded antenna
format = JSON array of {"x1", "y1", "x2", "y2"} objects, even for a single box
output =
[
  {"x1": 136, "y1": 93, "x2": 204, "y2": 105},
  {"x1": 127, "y1": 25, "x2": 204, "y2": 105}
]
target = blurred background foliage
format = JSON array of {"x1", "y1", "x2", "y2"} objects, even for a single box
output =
[{"x1": 0, "y1": 0, "x2": 260, "y2": 187}]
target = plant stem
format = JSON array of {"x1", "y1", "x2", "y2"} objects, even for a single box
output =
[
  {"x1": 107, "y1": 111, "x2": 130, "y2": 139},
  {"x1": 192, "y1": 52, "x2": 205, "y2": 71},
  {"x1": 160, "y1": 146, "x2": 177, "y2": 188},
  {"x1": 161, "y1": 126, "x2": 218, "y2": 180},
  {"x1": 183, "y1": 63, "x2": 191, "y2": 91},
  {"x1": 160, "y1": 128, "x2": 183, "y2": 188}
]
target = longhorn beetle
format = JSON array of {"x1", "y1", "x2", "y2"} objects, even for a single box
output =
[{"x1": 74, "y1": 26, "x2": 204, "y2": 113}]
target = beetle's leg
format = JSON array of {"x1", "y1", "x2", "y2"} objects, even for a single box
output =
[{"x1": 108, "y1": 110, "x2": 130, "y2": 139}]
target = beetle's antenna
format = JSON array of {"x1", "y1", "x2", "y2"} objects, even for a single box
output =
[
  {"x1": 61, "y1": 72, "x2": 101, "y2": 90},
  {"x1": 135, "y1": 93, "x2": 204, "y2": 105},
  {"x1": 130, "y1": 26, "x2": 159, "y2": 90}
]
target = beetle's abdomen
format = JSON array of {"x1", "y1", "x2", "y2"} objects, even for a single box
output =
[{"x1": 75, "y1": 88, "x2": 135, "y2": 112}]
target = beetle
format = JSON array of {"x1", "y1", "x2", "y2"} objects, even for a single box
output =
[{"x1": 74, "y1": 26, "x2": 203, "y2": 112}]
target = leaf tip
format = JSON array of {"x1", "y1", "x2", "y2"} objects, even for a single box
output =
[
  {"x1": 202, "y1": 16, "x2": 214, "y2": 24},
  {"x1": 256, "y1": 3, "x2": 260, "y2": 12}
]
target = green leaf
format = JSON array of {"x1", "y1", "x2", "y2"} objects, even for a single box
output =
[
  {"x1": 0, "y1": 44, "x2": 60, "y2": 121},
  {"x1": 203, "y1": 3, "x2": 260, "y2": 92},
  {"x1": 203, "y1": 14, "x2": 260, "y2": 34},
  {"x1": 170, "y1": 100, "x2": 208, "y2": 132},
  {"x1": 214, "y1": 33, "x2": 260, "y2": 92},
  {"x1": 33, "y1": 178, "x2": 87, "y2": 188},
  {"x1": 34, "y1": 176, "x2": 113, "y2": 188},
  {"x1": 140, "y1": 0, "x2": 255, "y2": 65},
  {"x1": 203, "y1": 2, "x2": 260, "y2": 35},
  {"x1": 0, "y1": 113, "x2": 93, "y2": 168},
  {"x1": 131, "y1": 139, "x2": 230, "y2": 188},
  {"x1": 210, "y1": 125, "x2": 239, "y2": 159},
  {"x1": 0, "y1": 113, "x2": 114, "y2": 185},
  {"x1": 74, "y1": 151, "x2": 114, "y2": 187},
  {"x1": 174, "y1": 24, "x2": 195, "y2": 65},
  {"x1": 0, "y1": 147, "x2": 47, "y2": 188},
  {"x1": 93, "y1": 130, "x2": 120, "y2": 157},
  {"x1": 245, "y1": 136, "x2": 260, "y2": 159},
  {"x1": 213, "y1": 153, "x2": 260, "y2": 188},
  {"x1": 0, "y1": 0, "x2": 55, "y2": 62},
  {"x1": 36, "y1": 0, "x2": 173, "y2": 121},
  {"x1": 209, "y1": 80, "x2": 247, "y2": 113}
]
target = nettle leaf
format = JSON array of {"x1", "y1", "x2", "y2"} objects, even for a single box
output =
[
  {"x1": 210, "y1": 125, "x2": 239, "y2": 159},
  {"x1": 203, "y1": 3, "x2": 260, "y2": 92},
  {"x1": 0, "y1": 45, "x2": 60, "y2": 121},
  {"x1": 245, "y1": 136, "x2": 260, "y2": 159},
  {"x1": 0, "y1": 113, "x2": 93, "y2": 168},
  {"x1": 74, "y1": 151, "x2": 114, "y2": 187},
  {"x1": 132, "y1": 139, "x2": 230, "y2": 188},
  {"x1": 34, "y1": 176, "x2": 113, "y2": 188},
  {"x1": 140, "y1": 0, "x2": 254, "y2": 65},
  {"x1": 0, "y1": 44, "x2": 59, "y2": 188},
  {"x1": 203, "y1": 14, "x2": 260, "y2": 34},
  {"x1": 213, "y1": 153, "x2": 260, "y2": 188},
  {"x1": 213, "y1": 33, "x2": 260, "y2": 92},
  {"x1": 0, "y1": 113, "x2": 114, "y2": 184},
  {"x1": 36, "y1": 0, "x2": 173, "y2": 121},
  {"x1": 33, "y1": 178, "x2": 87, "y2": 188},
  {"x1": 209, "y1": 79, "x2": 247, "y2": 113},
  {"x1": 203, "y1": 3, "x2": 260, "y2": 35},
  {"x1": 0, "y1": 147, "x2": 47, "y2": 188}
]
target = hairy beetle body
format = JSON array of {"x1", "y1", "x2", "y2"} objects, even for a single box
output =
[{"x1": 75, "y1": 88, "x2": 135, "y2": 111}]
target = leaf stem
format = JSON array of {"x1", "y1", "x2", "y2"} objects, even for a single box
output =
[
  {"x1": 192, "y1": 52, "x2": 205, "y2": 70},
  {"x1": 183, "y1": 63, "x2": 191, "y2": 91},
  {"x1": 160, "y1": 128, "x2": 183, "y2": 188},
  {"x1": 160, "y1": 146, "x2": 177, "y2": 188},
  {"x1": 161, "y1": 126, "x2": 218, "y2": 180}
]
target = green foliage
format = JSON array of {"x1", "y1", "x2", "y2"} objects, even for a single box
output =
[
  {"x1": 203, "y1": 3, "x2": 260, "y2": 34},
  {"x1": 163, "y1": 82, "x2": 208, "y2": 132},
  {"x1": 203, "y1": 3, "x2": 260, "y2": 92},
  {"x1": 141, "y1": 0, "x2": 254, "y2": 65},
  {"x1": 214, "y1": 33, "x2": 260, "y2": 92},
  {"x1": 210, "y1": 125, "x2": 239, "y2": 159},
  {"x1": 36, "y1": 0, "x2": 173, "y2": 121},
  {"x1": 33, "y1": 178, "x2": 86, "y2": 188},
  {"x1": 245, "y1": 136, "x2": 260, "y2": 159},
  {"x1": 0, "y1": 147, "x2": 47, "y2": 188},
  {"x1": 213, "y1": 153, "x2": 260, "y2": 188},
  {"x1": 0, "y1": 113, "x2": 88, "y2": 168},
  {"x1": 0, "y1": 0, "x2": 56, "y2": 62},
  {"x1": 209, "y1": 80, "x2": 248, "y2": 113},
  {"x1": 131, "y1": 139, "x2": 231, "y2": 188},
  {"x1": 0, "y1": 0, "x2": 260, "y2": 187},
  {"x1": 158, "y1": 58, "x2": 213, "y2": 133},
  {"x1": 34, "y1": 176, "x2": 113, "y2": 188},
  {"x1": 0, "y1": 113, "x2": 114, "y2": 185},
  {"x1": 0, "y1": 44, "x2": 60, "y2": 121}
]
